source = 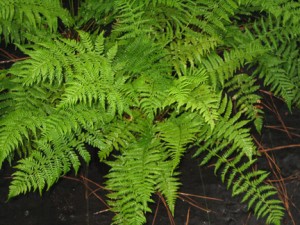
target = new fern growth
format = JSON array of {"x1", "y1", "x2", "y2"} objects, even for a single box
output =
[{"x1": 1, "y1": 0, "x2": 300, "y2": 224}]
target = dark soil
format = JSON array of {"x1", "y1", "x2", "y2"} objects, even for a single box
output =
[{"x1": 0, "y1": 106, "x2": 300, "y2": 225}]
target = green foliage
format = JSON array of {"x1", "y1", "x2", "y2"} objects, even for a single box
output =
[
  {"x1": 0, "y1": 0, "x2": 73, "y2": 43},
  {"x1": 194, "y1": 97, "x2": 284, "y2": 224},
  {"x1": 1, "y1": 0, "x2": 300, "y2": 224},
  {"x1": 105, "y1": 118, "x2": 180, "y2": 224},
  {"x1": 225, "y1": 73, "x2": 263, "y2": 131}
]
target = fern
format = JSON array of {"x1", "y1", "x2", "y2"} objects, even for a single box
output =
[
  {"x1": 0, "y1": 75, "x2": 50, "y2": 166},
  {"x1": 76, "y1": 0, "x2": 116, "y2": 29},
  {"x1": 112, "y1": 1, "x2": 152, "y2": 40},
  {"x1": 105, "y1": 118, "x2": 180, "y2": 225},
  {"x1": 156, "y1": 112, "x2": 203, "y2": 171},
  {"x1": 164, "y1": 67, "x2": 220, "y2": 128},
  {"x1": 167, "y1": 35, "x2": 221, "y2": 75},
  {"x1": 225, "y1": 73, "x2": 263, "y2": 131},
  {"x1": 0, "y1": 0, "x2": 73, "y2": 43},
  {"x1": 241, "y1": 12, "x2": 300, "y2": 108},
  {"x1": 9, "y1": 132, "x2": 90, "y2": 198},
  {"x1": 194, "y1": 97, "x2": 284, "y2": 224},
  {"x1": 2, "y1": 1, "x2": 300, "y2": 224},
  {"x1": 194, "y1": 0, "x2": 239, "y2": 36},
  {"x1": 202, "y1": 40, "x2": 266, "y2": 89},
  {"x1": 224, "y1": 1, "x2": 300, "y2": 108},
  {"x1": 3, "y1": 31, "x2": 131, "y2": 198}
]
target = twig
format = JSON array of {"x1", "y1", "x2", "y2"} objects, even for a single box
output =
[
  {"x1": 259, "y1": 144, "x2": 300, "y2": 153},
  {"x1": 185, "y1": 207, "x2": 191, "y2": 225},
  {"x1": 0, "y1": 57, "x2": 29, "y2": 64},
  {"x1": 152, "y1": 197, "x2": 161, "y2": 225},
  {"x1": 157, "y1": 192, "x2": 176, "y2": 225},
  {"x1": 179, "y1": 192, "x2": 222, "y2": 201}
]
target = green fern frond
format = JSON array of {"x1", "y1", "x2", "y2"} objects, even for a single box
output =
[
  {"x1": 225, "y1": 73, "x2": 263, "y2": 132},
  {"x1": 105, "y1": 115, "x2": 182, "y2": 223},
  {"x1": 0, "y1": 110, "x2": 40, "y2": 166},
  {"x1": 117, "y1": 36, "x2": 171, "y2": 76},
  {"x1": 155, "y1": 161, "x2": 181, "y2": 214},
  {"x1": 257, "y1": 54, "x2": 296, "y2": 108},
  {"x1": 105, "y1": 123, "x2": 163, "y2": 225},
  {"x1": 12, "y1": 31, "x2": 133, "y2": 118},
  {"x1": 164, "y1": 67, "x2": 220, "y2": 129},
  {"x1": 244, "y1": 13, "x2": 300, "y2": 108},
  {"x1": 2, "y1": 1, "x2": 298, "y2": 224},
  {"x1": 0, "y1": 0, "x2": 73, "y2": 44},
  {"x1": 191, "y1": 0, "x2": 238, "y2": 37},
  {"x1": 203, "y1": 41, "x2": 265, "y2": 88},
  {"x1": 0, "y1": 81, "x2": 50, "y2": 166},
  {"x1": 8, "y1": 133, "x2": 89, "y2": 199},
  {"x1": 11, "y1": 41, "x2": 73, "y2": 86},
  {"x1": 167, "y1": 35, "x2": 221, "y2": 76},
  {"x1": 90, "y1": 119, "x2": 138, "y2": 161},
  {"x1": 131, "y1": 0, "x2": 183, "y2": 7},
  {"x1": 132, "y1": 73, "x2": 171, "y2": 120},
  {"x1": 112, "y1": 1, "x2": 151, "y2": 40},
  {"x1": 156, "y1": 113, "x2": 203, "y2": 171},
  {"x1": 194, "y1": 97, "x2": 284, "y2": 224},
  {"x1": 76, "y1": 0, "x2": 116, "y2": 28}
]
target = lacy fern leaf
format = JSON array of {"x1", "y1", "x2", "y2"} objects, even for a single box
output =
[
  {"x1": 0, "y1": 0, "x2": 73, "y2": 44},
  {"x1": 2, "y1": 1, "x2": 300, "y2": 224},
  {"x1": 194, "y1": 97, "x2": 284, "y2": 224}
]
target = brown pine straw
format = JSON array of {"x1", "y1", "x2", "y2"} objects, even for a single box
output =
[
  {"x1": 254, "y1": 141, "x2": 297, "y2": 225},
  {"x1": 178, "y1": 195, "x2": 212, "y2": 213},
  {"x1": 154, "y1": 191, "x2": 220, "y2": 225},
  {"x1": 157, "y1": 192, "x2": 176, "y2": 225},
  {"x1": 0, "y1": 48, "x2": 29, "y2": 65},
  {"x1": 264, "y1": 125, "x2": 300, "y2": 138},
  {"x1": 244, "y1": 212, "x2": 252, "y2": 225},
  {"x1": 260, "y1": 90, "x2": 292, "y2": 138},
  {"x1": 253, "y1": 90, "x2": 299, "y2": 225},
  {"x1": 63, "y1": 174, "x2": 223, "y2": 225},
  {"x1": 151, "y1": 197, "x2": 161, "y2": 225},
  {"x1": 0, "y1": 57, "x2": 29, "y2": 64},
  {"x1": 0, "y1": 47, "x2": 18, "y2": 60},
  {"x1": 259, "y1": 144, "x2": 300, "y2": 153},
  {"x1": 62, "y1": 175, "x2": 112, "y2": 214},
  {"x1": 178, "y1": 192, "x2": 222, "y2": 201},
  {"x1": 185, "y1": 207, "x2": 191, "y2": 225}
]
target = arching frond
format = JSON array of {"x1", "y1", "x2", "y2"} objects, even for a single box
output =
[
  {"x1": 2, "y1": 1, "x2": 299, "y2": 224},
  {"x1": 105, "y1": 121, "x2": 165, "y2": 225},
  {"x1": 0, "y1": 0, "x2": 73, "y2": 43},
  {"x1": 8, "y1": 133, "x2": 89, "y2": 199},
  {"x1": 194, "y1": 97, "x2": 284, "y2": 224},
  {"x1": 156, "y1": 112, "x2": 203, "y2": 171},
  {"x1": 164, "y1": 68, "x2": 220, "y2": 129},
  {"x1": 225, "y1": 73, "x2": 263, "y2": 132}
]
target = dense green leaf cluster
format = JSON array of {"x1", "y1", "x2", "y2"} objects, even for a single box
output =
[
  {"x1": 1, "y1": 0, "x2": 300, "y2": 224},
  {"x1": 0, "y1": 0, "x2": 73, "y2": 43}
]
